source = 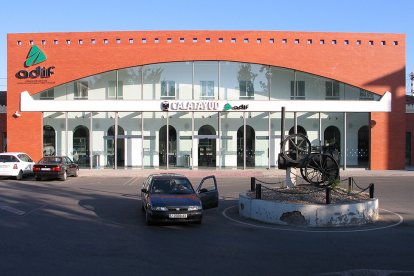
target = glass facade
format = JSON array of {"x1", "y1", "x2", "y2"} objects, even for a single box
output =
[{"x1": 34, "y1": 61, "x2": 378, "y2": 169}]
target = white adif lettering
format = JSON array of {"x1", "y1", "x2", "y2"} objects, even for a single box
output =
[{"x1": 167, "y1": 101, "x2": 219, "y2": 111}]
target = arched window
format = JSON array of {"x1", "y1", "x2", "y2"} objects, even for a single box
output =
[
  {"x1": 358, "y1": 125, "x2": 369, "y2": 166},
  {"x1": 43, "y1": 125, "x2": 56, "y2": 156},
  {"x1": 237, "y1": 125, "x2": 255, "y2": 167},
  {"x1": 289, "y1": 125, "x2": 307, "y2": 136},
  {"x1": 107, "y1": 125, "x2": 125, "y2": 167},
  {"x1": 324, "y1": 126, "x2": 341, "y2": 150},
  {"x1": 198, "y1": 125, "x2": 216, "y2": 167},
  {"x1": 73, "y1": 125, "x2": 89, "y2": 167},
  {"x1": 159, "y1": 125, "x2": 177, "y2": 166}
]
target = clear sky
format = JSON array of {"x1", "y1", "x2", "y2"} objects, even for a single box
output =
[{"x1": 0, "y1": 0, "x2": 412, "y2": 92}]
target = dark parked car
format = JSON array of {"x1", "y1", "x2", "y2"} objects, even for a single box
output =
[
  {"x1": 33, "y1": 156, "x2": 79, "y2": 181},
  {"x1": 141, "y1": 173, "x2": 219, "y2": 225}
]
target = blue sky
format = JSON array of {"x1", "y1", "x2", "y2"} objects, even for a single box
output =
[{"x1": 0, "y1": 0, "x2": 412, "y2": 92}]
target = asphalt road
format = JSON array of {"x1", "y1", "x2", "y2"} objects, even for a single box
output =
[{"x1": 0, "y1": 174, "x2": 413, "y2": 276}]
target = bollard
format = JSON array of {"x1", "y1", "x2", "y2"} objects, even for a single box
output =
[
  {"x1": 348, "y1": 177, "x2": 353, "y2": 193},
  {"x1": 369, "y1": 183, "x2": 375, "y2": 198},
  {"x1": 251, "y1": 177, "x2": 256, "y2": 191},
  {"x1": 256, "y1": 184, "x2": 262, "y2": 199},
  {"x1": 326, "y1": 188, "x2": 331, "y2": 204}
]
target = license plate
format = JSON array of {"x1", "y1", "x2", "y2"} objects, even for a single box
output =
[
  {"x1": 41, "y1": 168, "x2": 51, "y2": 171},
  {"x1": 169, "y1": 214, "x2": 188, "y2": 219},
  {"x1": 0, "y1": 165, "x2": 8, "y2": 168}
]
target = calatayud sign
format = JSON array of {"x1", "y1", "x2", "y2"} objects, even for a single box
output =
[
  {"x1": 15, "y1": 45, "x2": 55, "y2": 82},
  {"x1": 164, "y1": 101, "x2": 220, "y2": 111},
  {"x1": 161, "y1": 101, "x2": 248, "y2": 111}
]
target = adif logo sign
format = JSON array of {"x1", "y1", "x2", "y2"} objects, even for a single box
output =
[
  {"x1": 223, "y1": 103, "x2": 249, "y2": 111},
  {"x1": 15, "y1": 45, "x2": 55, "y2": 79}
]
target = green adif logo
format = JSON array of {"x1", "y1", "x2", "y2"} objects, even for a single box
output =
[
  {"x1": 25, "y1": 45, "x2": 47, "y2": 67},
  {"x1": 223, "y1": 103, "x2": 232, "y2": 111},
  {"x1": 16, "y1": 45, "x2": 55, "y2": 79},
  {"x1": 223, "y1": 103, "x2": 249, "y2": 111}
]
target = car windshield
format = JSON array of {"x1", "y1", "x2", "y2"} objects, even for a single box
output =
[
  {"x1": 39, "y1": 157, "x2": 62, "y2": 164},
  {"x1": 150, "y1": 178, "x2": 194, "y2": 194}
]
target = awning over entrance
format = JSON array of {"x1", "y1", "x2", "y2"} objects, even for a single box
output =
[{"x1": 20, "y1": 91, "x2": 391, "y2": 113}]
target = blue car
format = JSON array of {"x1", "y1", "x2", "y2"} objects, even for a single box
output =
[{"x1": 141, "y1": 173, "x2": 219, "y2": 225}]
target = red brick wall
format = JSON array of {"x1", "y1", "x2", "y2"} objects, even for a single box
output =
[
  {"x1": 7, "y1": 31, "x2": 406, "y2": 169},
  {"x1": 0, "y1": 113, "x2": 6, "y2": 152},
  {"x1": 406, "y1": 113, "x2": 414, "y2": 166}
]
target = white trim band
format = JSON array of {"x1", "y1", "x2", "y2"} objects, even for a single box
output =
[{"x1": 20, "y1": 91, "x2": 391, "y2": 113}]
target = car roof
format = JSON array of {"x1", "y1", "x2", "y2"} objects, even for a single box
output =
[
  {"x1": 0, "y1": 152, "x2": 30, "y2": 156},
  {"x1": 149, "y1": 173, "x2": 188, "y2": 179}
]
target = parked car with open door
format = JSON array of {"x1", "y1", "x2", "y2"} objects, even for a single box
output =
[{"x1": 141, "y1": 173, "x2": 218, "y2": 225}]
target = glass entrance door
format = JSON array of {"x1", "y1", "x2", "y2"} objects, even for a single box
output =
[
  {"x1": 198, "y1": 133, "x2": 216, "y2": 167},
  {"x1": 198, "y1": 125, "x2": 217, "y2": 167}
]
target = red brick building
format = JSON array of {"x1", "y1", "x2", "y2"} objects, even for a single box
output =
[{"x1": 6, "y1": 31, "x2": 406, "y2": 170}]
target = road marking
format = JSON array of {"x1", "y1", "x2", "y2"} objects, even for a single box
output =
[
  {"x1": 222, "y1": 205, "x2": 403, "y2": 233},
  {"x1": 123, "y1": 177, "x2": 139, "y2": 186},
  {"x1": 0, "y1": 205, "x2": 26, "y2": 216}
]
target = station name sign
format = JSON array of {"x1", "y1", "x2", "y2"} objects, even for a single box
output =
[{"x1": 161, "y1": 101, "x2": 248, "y2": 111}]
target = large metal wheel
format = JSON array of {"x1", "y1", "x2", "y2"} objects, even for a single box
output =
[
  {"x1": 304, "y1": 153, "x2": 340, "y2": 187},
  {"x1": 281, "y1": 134, "x2": 311, "y2": 164},
  {"x1": 299, "y1": 167, "x2": 309, "y2": 183}
]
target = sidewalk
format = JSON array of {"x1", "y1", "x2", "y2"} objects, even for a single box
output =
[{"x1": 79, "y1": 167, "x2": 414, "y2": 178}]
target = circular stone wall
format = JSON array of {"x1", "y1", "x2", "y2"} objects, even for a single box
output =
[{"x1": 239, "y1": 192, "x2": 379, "y2": 227}]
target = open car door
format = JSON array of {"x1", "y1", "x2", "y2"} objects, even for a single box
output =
[{"x1": 196, "y1": 175, "x2": 219, "y2": 209}]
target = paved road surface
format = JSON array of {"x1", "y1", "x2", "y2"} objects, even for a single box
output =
[{"x1": 0, "y1": 170, "x2": 413, "y2": 275}]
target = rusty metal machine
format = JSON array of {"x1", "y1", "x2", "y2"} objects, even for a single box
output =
[{"x1": 277, "y1": 107, "x2": 340, "y2": 187}]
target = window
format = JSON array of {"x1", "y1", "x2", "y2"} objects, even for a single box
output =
[
  {"x1": 359, "y1": 90, "x2": 374, "y2": 100},
  {"x1": 290, "y1": 81, "x2": 305, "y2": 100},
  {"x1": 39, "y1": 89, "x2": 54, "y2": 100},
  {"x1": 239, "y1": 81, "x2": 254, "y2": 98},
  {"x1": 200, "y1": 81, "x2": 214, "y2": 98},
  {"x1": 325, "y1": 81, "x2": 340, "y2": 100},
  {"x1": 108, "y1": 81, "x2": 123, "y2": 99},
  {"x1": 74, "y1": 81, "x2": 88, "y2": 100},
  {"x1": 161, "y1": 81, "x2": 176, "y2": 98}
]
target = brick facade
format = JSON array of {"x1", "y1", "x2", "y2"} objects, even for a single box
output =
[{"x1": 7, "y1": 31, "x2": 406, "y2": 169}]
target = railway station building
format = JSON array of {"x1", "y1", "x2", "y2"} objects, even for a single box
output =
[{"x1": 6, "y1": 31, "x2": 406, "y2": 170}]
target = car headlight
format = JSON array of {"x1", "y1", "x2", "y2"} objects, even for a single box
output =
[
  {"x1": 151, "y1": 206, "x2": 168, "y2": 211},
  {"x1": 188, "y1": 205, "x2": 202, "y2": 211}
]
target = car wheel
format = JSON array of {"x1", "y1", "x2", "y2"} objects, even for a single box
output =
[
  {"x1": 35, "y1": 176, "x2": 42, "y2": 181},
  {"x1": 60, "y1": 171, "x2": 67, "y2": 181},
  {"x1": 145, "y1": 211, "x2": 153, "y2": 225},
  {"x1": 16, "y1": 170, "x2": 23, "y2": 180}
]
